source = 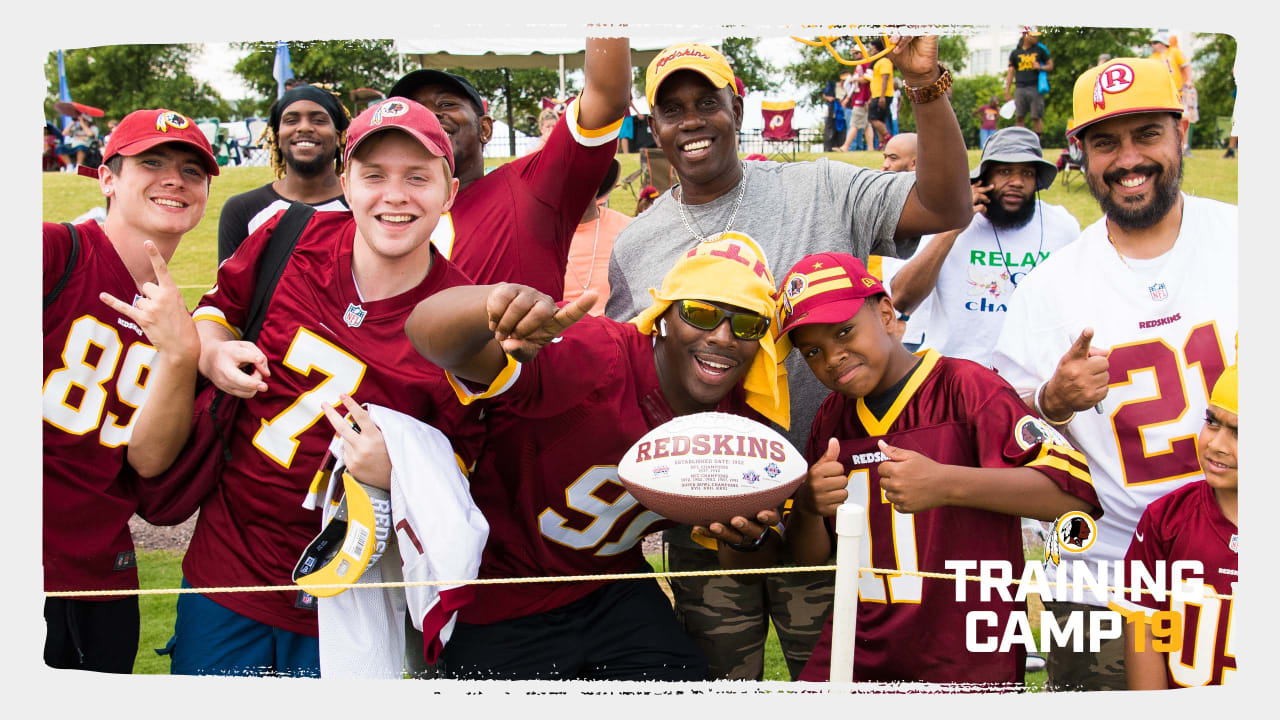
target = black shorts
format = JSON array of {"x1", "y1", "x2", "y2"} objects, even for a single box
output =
[
  {"x1": 868, "y1": 97, "x2": 892, "y2": 123},
  {"x1": 44, "y1": 596, "x2": 139, "y2": 673},
  {"x1": 439, "y1": 576, "x2": 707, "y2": 681}
]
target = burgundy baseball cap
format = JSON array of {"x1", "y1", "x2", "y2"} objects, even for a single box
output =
[
  {"x1": 778, "y1": 252, "x2": 887, "y2": 336},
  {"x1": 344, "y1": 97, "x2": 455, "y2": 173},
  {"x1": 80, "y1": 108, "x2": 219, "y2": 178}
]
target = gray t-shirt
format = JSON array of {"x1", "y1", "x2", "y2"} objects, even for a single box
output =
[{"x1": 606, "y1": 157, "x2": 915, "y2": 454}]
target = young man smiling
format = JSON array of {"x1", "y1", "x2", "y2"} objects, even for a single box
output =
[
  {"x1": 171, "y1": 98, "x2": 482, "y2": 677},
  {"x1": 387, "y1": 35, "x2": 631, "y2": 299},
  {"x1": 43, "y1": 108, "x2": 216, "y2": 672},
  {"x1": 405, "y1": 233, "x2": 789, "y2": 680},
  {"x1": 991, "y1": 57, "x2": 1237, "y2": 691},
  {"x1": 605, "y1": 35, "x2": 972, "y2": 681},
  {"x1": 217, "y1": 86, "x2": 351, "y2": 263}
]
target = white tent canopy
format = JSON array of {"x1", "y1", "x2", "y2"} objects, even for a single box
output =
[{"x1": 394, "y1": 33, "x2": 724, "y2": 96}]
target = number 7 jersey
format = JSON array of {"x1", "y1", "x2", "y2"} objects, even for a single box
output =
[
  {"x1": 187, "y1": 210, "x2": 482, "y2": 636},
  {"x1": 991, "y1": 194, "x2": 1237, "y2": 598},
  {"x1": 797, "y1": 350, "x2": 1100, "y2": 685}
]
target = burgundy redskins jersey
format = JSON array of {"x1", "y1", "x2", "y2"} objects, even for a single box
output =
[
  {"x1": 1111, "y1": 481, "x2": 1238, "y2": 687},
  {"x1": 799, "y1": 350, "x2": 1099, "y2": 685},
  {"x1": 429, "y1": 100, "x2": 619, "y2": 299},
  {"x1": 186, "y1": 210, "x2": 481, "y2": 636},
  {"x1": 43, "y1": 221, "x2": 146, "y2": 596},
  {"x1": 455, "y1": 315, "x2": 751, "y2": 625}
]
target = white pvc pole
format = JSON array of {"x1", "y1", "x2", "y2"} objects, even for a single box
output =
[{"x1": 828, "y1": 502, "x2": 865, "y2": 689}]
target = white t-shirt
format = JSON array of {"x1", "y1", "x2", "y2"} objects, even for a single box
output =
[
  {"x1": 901, "y1": 200, "x2": 1080, "y2": 367},
  {"x1": 991, "y1": 194, "x2": 1238, "y2": 604}
]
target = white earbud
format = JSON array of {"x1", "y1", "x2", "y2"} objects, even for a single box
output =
[{"x1": 658, "y1": 318, "x2": 669, "y2": 337}]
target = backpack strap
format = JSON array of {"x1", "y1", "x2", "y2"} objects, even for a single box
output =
[
  {"x1": 43, "y1": 222, "x2": 81, "y2": 311},
  {"x1": 241, "y1": 202, "x2": 316, "y2": 342}
]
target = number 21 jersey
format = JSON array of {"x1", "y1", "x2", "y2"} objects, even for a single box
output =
[{"x1": 992, "y1": 194, "x2": 1237, "y2": 596}]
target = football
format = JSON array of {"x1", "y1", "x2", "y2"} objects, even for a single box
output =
[{"x1": 617, "y1": 412, "x2": 807, "y2": 527}]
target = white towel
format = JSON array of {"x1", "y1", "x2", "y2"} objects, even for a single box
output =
[{"x1": 315, "y1": 404, "x2": 489, "y2": 679}]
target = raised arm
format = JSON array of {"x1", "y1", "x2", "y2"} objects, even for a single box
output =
[
  {"x1": 888, "y1": 36, "x2": 974, "y2": 241},
  {"x1": 99, "y1": 241, "x2": 201, "y2": 476},
  {"x1": 576, "y1": 35, "x2": 633, "y2": 131},
  {"x1": 890, "y1": 182, "x2": 988, "y2": 314},
  {"x1": 405, "y1": 284, "x2": 597, "y2": 385}
]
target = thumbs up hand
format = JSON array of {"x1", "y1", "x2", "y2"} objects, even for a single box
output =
[
  {"x1": 876, "y1": 439, "x2": 946, "y2": 513},
  {"x1": 797, "y1": 438, "x2": 849, "y2": 517},
  {"x1": 1042, "y1": 328, "x2": 1110, "y2": 420}
]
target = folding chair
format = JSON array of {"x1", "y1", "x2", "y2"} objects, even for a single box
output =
[
  {"x1": 619, "y1": 165, "x2": 645, "y2": 198},
  {"x1": 640, "y1": 147, "x2": 678, "y2": 194},
  {"x1": 1056, "y1": 137, "x2": 1084, "y2": 191},
  {"x1": 761, "y1": 100, "x2": 802, "y2": 162}
]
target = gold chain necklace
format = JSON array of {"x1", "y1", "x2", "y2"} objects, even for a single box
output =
[
  {"x1": 568, "y1": 215, "x2": 602, "y2": 292},
  {"x1": 676, "y1": 162, "x2": 748, "y2": 243}
]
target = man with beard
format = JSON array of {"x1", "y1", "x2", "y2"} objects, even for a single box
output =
[
  {"x1": 887, "y1": 127, "x2": 1078, "y2": 366},
  {"x1": 606, "y1": 35, "x2": 972, "y2": 683},
  {"x1": 218, "y1": 86, "x2": 351, "y2": 263},
  {"x1": 991, "y1": 57, "x2": 1237, "y2": 691}
]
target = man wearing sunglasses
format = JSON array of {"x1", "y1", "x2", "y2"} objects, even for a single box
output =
[{"x1": 404, "y1": 233, "x2": 789, "y2": 680}]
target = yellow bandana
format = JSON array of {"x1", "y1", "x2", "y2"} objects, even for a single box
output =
[
  {"x1": 1210, "y1": 364, "x2": 1237, "y2": 416},
  {"x1": 630, "y1": 233, "x2": 790, "y2": 429}
]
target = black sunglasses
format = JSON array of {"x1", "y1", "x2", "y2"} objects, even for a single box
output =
[{"x1": 677, "y1": 299, "x2": 771, "y2": 341}]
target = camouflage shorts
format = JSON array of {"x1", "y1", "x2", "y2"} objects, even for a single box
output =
[
  {"x1": 665, "y1": 540, "x2": 834, "y2": 681},
  {"x1": 1042, "y1": 601, "x2": 1127, "y2": 691}
]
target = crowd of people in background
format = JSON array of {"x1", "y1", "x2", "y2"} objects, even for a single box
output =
[{"x1": 42, "y1": 29, "x2": 1238, "y2": 694}]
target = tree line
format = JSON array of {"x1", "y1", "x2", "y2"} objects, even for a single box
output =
[{"x1": 45, "y1": 30, "x2": 1235, "y2": 150}]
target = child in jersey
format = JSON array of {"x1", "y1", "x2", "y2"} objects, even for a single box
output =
[
  {"x1": 714, "y1": 252, "x2": 1101, "y2": 686},
  {"x1": 1113, "y1": 364, "x2": 1238, "y2": 688}
]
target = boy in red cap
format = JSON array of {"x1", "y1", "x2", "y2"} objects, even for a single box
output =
[
  {"x1": 711, "y1": 252, "x2": 1101, "y2": 686},
  {"x1": 1113, "y1": 364, "x2": 1238, "y2": 689},
  {"x1": 43, "y1": 108, "x2": 218, "y2": 672},
  {"x1": 171, "y1": 97, "x2": 482, "y2": 677}
]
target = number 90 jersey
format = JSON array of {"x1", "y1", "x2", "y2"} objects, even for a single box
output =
[
  {"x1": 797, "y1": 350, "x2": 1099, "y2": 685},
  {"x1": 449, "y1": 315, "x2": 751, "y2": 625},
  {"x1": 42, "y1": 221, "x2": 149, "y2": 596},
  {"x1": 186, "y1": 211, "x2": 482, "y2": 637},
  {"x1": 992, "y1": 194, "x2": 1237, "y2": 601}
]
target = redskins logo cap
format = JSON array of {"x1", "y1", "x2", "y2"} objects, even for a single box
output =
[
  {"x1": 81, "y1": 108, "x2": 219, "y2": 178},
  {"x1": 1067, "y1": 57, "x2": 1182, "y2": 140},
  {"x1": 646, "y1": 43, "x2": 737, "y2": 107}
]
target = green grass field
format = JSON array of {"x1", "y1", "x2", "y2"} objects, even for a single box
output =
[
  {"x1": 56, "y1": 148, "x2": 1234, "y2": 686},
  {"x1": 42, "y1": 147, "x2": 1238, "y2": 308}
]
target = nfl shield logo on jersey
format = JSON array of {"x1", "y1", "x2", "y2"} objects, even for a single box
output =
[
  {"x1": 1148, "y1": 282, "x2": 1169, "y2": 302},
  {"x1": 1229, "y1": 533, "x2": 1238, "y2": 553},
  {"x1": 343, "y1": 303, "x2": 367, "y2": 328}
]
